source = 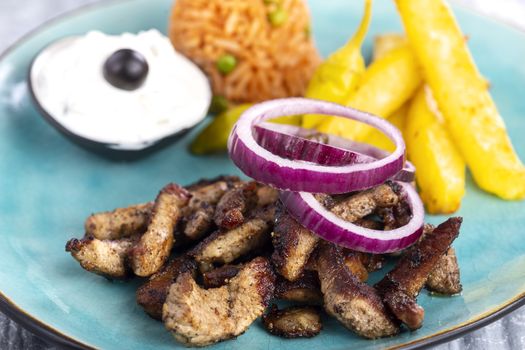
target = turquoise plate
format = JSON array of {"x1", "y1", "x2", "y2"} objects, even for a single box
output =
[{"x1": 1, "y1": 0, "x2": 525, "y2": 349}]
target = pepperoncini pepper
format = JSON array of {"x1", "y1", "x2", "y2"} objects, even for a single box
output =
[
  {"x1": 317, "y1": 43, "x2": 421, "y2": 141},
  {"x1": 190, "y1": 104, "x2": 252, "y2": 155},
  {"x1": 301, "y1": 0, "x2": 372, "y2": 129}
]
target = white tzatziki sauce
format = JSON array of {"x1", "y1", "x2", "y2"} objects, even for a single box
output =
[{"x1": 30, "y1": 29, "x2": 211, "y2": 150}]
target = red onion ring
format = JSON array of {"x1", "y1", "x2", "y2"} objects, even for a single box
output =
[
  {"x1": 280, "y1": 182, "x2": 424, "y2": 253},
  {"x1": 228, "y1": 98, "x2": 407, "y2": 194},
  {"x1": 253, "y1": 122, "x2": 415, "y2": 182}
]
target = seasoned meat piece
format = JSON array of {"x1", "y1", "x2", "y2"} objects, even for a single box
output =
[
  {"x1": 423, "y1": 223, "x2": 436, "y2": 235},
  {"x1": 330, "y1": 184, "x2": 398, "y2": 222},
  {"x1": 214, "y1": 181, "x2": 258, "y2": 229},
  {"x1": 342, "y1": 249, "x2": 368, "y2": 282},
  {"x1": 354, "y1": 218, "x2": 383, "y2": 230},
  {"x1": 359, "y1": 253, "x2": 385, "y2": 272},
  {"x1": 375, "y1": 217, "x2": 462, "y2": 330},
  {"x1": 272, "y1": 186, "x2": 389, "y2": 283},
  {"x1": 182, "y1": 203, "x2": 215, "y2": 240},
  {"x1": 84, "y1": 177, "x2": 238, "y2": 241},
  {"x1": 426, "y1": 247, "x2": 462, "y2": 295},
  {"x1": 274, "y1": 271, "x2": 322, "y2": 305},
  {"x1": 185, "y1": 175, "x2": 240, "y2": 191},
  {"x1": 392, "y1": 199, "x2": 412, "y2": 227},
  {"x1": 84, "y1": 202, "x2": 153, "y2": 240},
  {"x1": 65, "y1": 236, "x2": 138, "y2": 279},
  {"x1": 182, "y1": 180, "x2": 231, "y2": 240},
  {"x1": 256, "y1": 185, "x2": 279, "y2": 207},
  {"x1": 377, "y1": 207, "x2": 396, "y2": 230},
  {"x1": 192, "y1": 206, "x2": 275, "y2": 271},
  {"x1": 314, "y1": 193, "x2": 336, "y2": 209},
  {"x1": 163, "y1": 257, "x2": 275, "y2": 347},
  {"x1": 262, "y1": 305, "x2": 322, "y2": 338},
  {"x1": 382, "y1": 290, "x2": 424, "y2": 331},
  {"x1": 316, "y1": 242, "x2": 399, "y2": 339},
  {"x1": 378, "y1": 199, "x2": 413, "y2": 230},
  {"x1": 132, "y1": 184, "x2": 191, "y2": 277},
  {"x1": 271, "y1": 208, "x2": 319, "y2": 281},
  {"x1": 202, "y1": 265, "x2": 240, "y2": 288},
  {"x1": 136, "y1": 255, "x2": 197, "y2": 320}
]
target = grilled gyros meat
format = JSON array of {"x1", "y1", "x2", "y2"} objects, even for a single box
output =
[
  {"x1": 184, "y1": 182, "x2": 277, "y2": 241},
  {"x1": 272, "y1": 185, "x2": 398, "y2": 283},
  {"x1": 66, "y1": 176, "x2": 465, "y2": 346},
  {"x1": 262, "y1": 305, "x2": 322, "y2": 338},
  {"x1": 182, "y1": 179, "x2": 233, "y2": 240},
  {"x1": 185, "y1": 175, "x2": 240, "y2": 191},
  {"x1": 84, "y1": 202, "x2": 153, "y2": 240},
  {"x1": 192, "y1": 205, "x2": 275, "y2": 272},
  {"x1": 341, "y1": 249, "x2": 369, "y2": 282},
  {"x1": 65, "y1": 236, "x2": 139, "y2": 279},
  {"x1": 329, "y1": 183, "x2": 399, "y2": 222},
  {"x1": 202, "y1": 264, "x2": 241, "y2": 288},
  {"x1": 84, "y1": 176, "x2": 239, "y2": 242},
  {"x1": 163, "y1": 257, "x2": 275, "y2": 347},
  {"x1": 426, "y1": 247, "x2": 462, "y2": 295},
  {"x1": 354, "y1": 217, "x2": 383, "y2": 230},
  {"x1": 213, "y1": 181, "x2": 259, "y2": 230},
  {"x1": 131, "y1": 183, "x2": 191, "y2": 277},
  {"x1": 315, "y1": 242, "x2": 399, "y2": 339},
  {"x1": 136, "y1": 255, "x2": 197, "y2": 320},
  {"x1": 375, "y1": 217, "x2": 462, "y2": 330},
  {"x1": 274, "y1": 271, "x2": 323, "y2": 305},
  {"x1": 256, "y1": 185, "x2": 279, "y2": 207},
  {"x1": 271, "y1": 207, "x2": 320, "y2": 281}
]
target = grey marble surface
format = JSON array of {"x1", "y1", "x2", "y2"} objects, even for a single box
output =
[{"x1": 0, "y1": 0, "x2": 524, "y2": 349}]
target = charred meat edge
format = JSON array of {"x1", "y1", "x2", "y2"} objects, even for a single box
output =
[
  {"x1": 202, "y1": 264, "x2": 241, "y2": 289},
  {"x1": 262, "y1": 304, "x2": 322, "y2": 338},
  {"x1": 131, "y1": 184, "x2": 190, "y2": 277},
  {"x1": 213, "y1": 181, "x2": 259, "y2": 230},
  {"x1": 316, "y1": 242, "x2": 399, "y2": 339},
  {"x1": 65, "y1": 236, "x2": 138, "y2": 279},
  {"x1": 375, "y1": 217, "x2": 462, "y2": 330},
  {"x1": 274, "y1": 271, "x2": 323, "y2": 305},
  {"x1": 136, "y1": 255, "x2": 197, "y2": 320},
  {"x1": 163, "y1": 257, "x2": 275, "y2": 347}
]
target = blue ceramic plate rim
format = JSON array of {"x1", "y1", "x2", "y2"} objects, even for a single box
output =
[{"x1": 1, "y1": 1, "x2": 524, "y2": 349}]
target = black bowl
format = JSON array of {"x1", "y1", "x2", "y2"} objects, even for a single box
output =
[{"x1": 27, "y1": 40, "x2": 210, "y2": 161}]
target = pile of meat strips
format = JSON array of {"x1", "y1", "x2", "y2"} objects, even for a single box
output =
[{"x1": 66, "y1": 175, "x2": 462, "y2": 347}]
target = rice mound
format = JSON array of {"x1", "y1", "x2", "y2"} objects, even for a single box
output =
[{"x1": 169, "y1": 0, "x2": 321, "y2": 103}]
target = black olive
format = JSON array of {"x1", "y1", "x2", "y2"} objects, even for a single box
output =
[{"x1": 103, "y1": 49, "x2": 149, "y2": 91}]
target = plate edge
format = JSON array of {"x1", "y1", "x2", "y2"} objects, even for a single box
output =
[
  {"x1": 0, "y1": 290, "x2": 93, "y2": 349},
  {"x1": 389, "y1": 291, "x2": 525, "y2": 350}
]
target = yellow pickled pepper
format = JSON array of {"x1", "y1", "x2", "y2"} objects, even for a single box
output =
[
  {"x1": 190, "y1": 104, "x2": 252, "y2": 155},
  {"x1": 301, "y1": 0, "x2": 372, "y2": 129},
  {"x1": 318, "y1": 43, "x2": 421, "y2": 141}
]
